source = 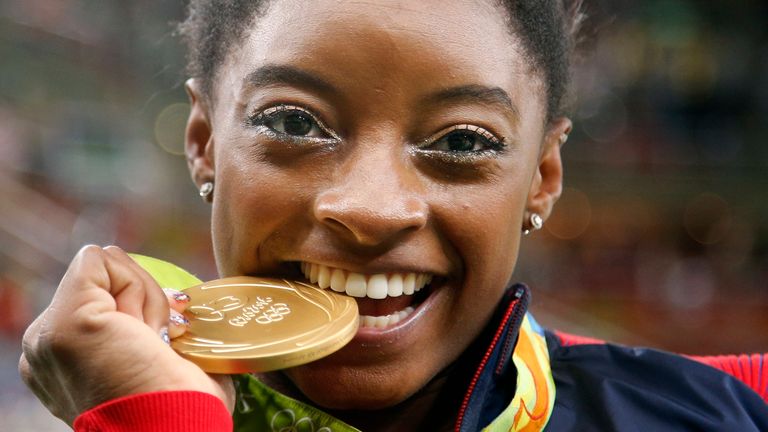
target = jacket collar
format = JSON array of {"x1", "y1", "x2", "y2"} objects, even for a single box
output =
[{"x1": 454, "y1": 284, "x2": 556, "y2": 432}]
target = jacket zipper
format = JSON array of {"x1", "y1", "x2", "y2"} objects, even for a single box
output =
[{"x1": 453, "y1": 286, "x2": 527, "y2": 432}]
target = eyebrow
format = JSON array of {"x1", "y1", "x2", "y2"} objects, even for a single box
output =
[
  {"x1": 244, "y1": 66, "x2": 518, "y2": 120},
  {"x1": 425, "y1": 85, "x2": 519, "y2": 119},
  {"x1": 243, "y1": 64, "x2": 337, "y2": 95}
]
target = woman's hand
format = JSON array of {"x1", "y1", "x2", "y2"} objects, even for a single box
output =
[{"x1": 18, "y1": 245, "x2": 234, "y2": 425}]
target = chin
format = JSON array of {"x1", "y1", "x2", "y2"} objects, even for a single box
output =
[{"x1": 285, "y1": 359, "x2": 423, "y2": 410}]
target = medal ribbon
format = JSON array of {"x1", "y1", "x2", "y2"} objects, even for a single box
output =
[{"x1": 482, "y1": 314, "x2": 556, "y2": 432}]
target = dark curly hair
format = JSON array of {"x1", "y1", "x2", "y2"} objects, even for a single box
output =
[{"x1": 178, "y1": 0, "x2": 584, "y2": 120}]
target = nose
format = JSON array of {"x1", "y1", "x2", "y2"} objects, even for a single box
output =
[{"x1": 313, "y1": 151, "x2": 428, "y2": 247}]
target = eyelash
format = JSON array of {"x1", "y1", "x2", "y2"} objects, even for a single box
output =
[
  {"x1": 246, "y1": 105, "x2": 506, "y2": 159},
  {"x1": 416, "y1": 124, "x2": 507, "y2": 158},
  {"x1": 246, "y1": 104, "x2": 340, "y2": 143}
]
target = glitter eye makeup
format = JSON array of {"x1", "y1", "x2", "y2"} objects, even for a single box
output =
[
  {"x1": 247, "y1": 104, "x2": 340, "y2": 143},
  {"x1": 415, "y1": 124, "x2": 507, "y2": 162}
]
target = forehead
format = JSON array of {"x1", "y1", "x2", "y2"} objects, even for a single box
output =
[{"x1": 216, "y1": 0, "x2": 543, "y2": 120}]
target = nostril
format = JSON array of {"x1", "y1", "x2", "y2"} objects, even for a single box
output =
[
  {"x1": 322, "y1": 217, "x2": 350, "y2": 233},
  {"x1": 314, "y1": 191, "x2": 428, "y2": 246}
]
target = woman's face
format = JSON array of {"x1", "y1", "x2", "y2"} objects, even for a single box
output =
[{"x1": 186, "y1": 0, "x2": 566, "y2": 409}]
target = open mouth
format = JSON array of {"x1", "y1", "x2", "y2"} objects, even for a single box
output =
[{"x1": 299, "y1": 262, "x2": 434, "y2": 329}]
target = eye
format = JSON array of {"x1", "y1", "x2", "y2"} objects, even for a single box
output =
[
  {"x1": 418, "y1": 124, "x2": 505, "y2": 154},
  {"x1": 248, "y1": 105, "x2": 338, "y2": 140}
]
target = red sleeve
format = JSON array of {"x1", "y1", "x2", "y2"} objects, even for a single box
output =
[
  {"x1": 686, "y1": 353, "x2": 768, "y2": 403},
  {"x1": 73, "y1": 391, "x2": 233, "y2": 432}
]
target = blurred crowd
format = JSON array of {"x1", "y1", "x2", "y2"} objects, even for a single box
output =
[
  {"x1": 0, "y1": 0, "x2": 766, "y2": 429},
  {"x1": 519, "y1": 0, "x2": 768, "y2": 355}
]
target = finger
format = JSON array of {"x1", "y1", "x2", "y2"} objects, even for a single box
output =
[
  {"x1": 168, "y1": 309, "x2": 189, "y2": 339},
  {"x1": 103, "y1": 246, "x2": 169, "y2": 332},
  {"x1": 163, "y1": 288, "x2": 191, "y2": 313},
  {"x1": 52, "y1": 245, "x2": 117, "y2": 312},
  {"x1": 58, "y1": 245, "x2": 147, "y2": 320}
]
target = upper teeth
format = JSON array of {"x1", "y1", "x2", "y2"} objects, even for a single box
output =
[{"x1": 300, "y1": 262, "x2": 432, "y2": 299}]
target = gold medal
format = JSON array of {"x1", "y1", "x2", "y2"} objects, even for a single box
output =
[{"x1": 171, "y1": 276, "x2": 359, "y2": 374}]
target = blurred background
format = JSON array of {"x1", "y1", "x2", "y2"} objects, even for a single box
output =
[{"x1": 0, "y1": 0, "x2": 766, "y2": 429}]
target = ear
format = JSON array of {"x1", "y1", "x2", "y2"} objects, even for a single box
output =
[
  {"x1": 184, "y1": 78, "x2": 215, "y2": 190},
  {"x1": 525, "y1": 117, "x2": 572, "y2": 225}
]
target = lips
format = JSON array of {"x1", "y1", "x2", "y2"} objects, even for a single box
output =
[{"x1": 299, "y1": 262, "x2": 434, "y2": 329}]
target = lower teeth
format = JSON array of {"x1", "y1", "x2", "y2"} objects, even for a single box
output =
[{"x1": 359, "y1": 306, "x2": 415, "y2": 329}]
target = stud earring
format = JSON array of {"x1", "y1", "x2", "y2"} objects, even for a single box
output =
[
  {"x1": 523, "y1": 213, "x2": 543, "y2": 236},
  {"x1": 199, "y1": 181, "x2": 214, "y2": 202},
  {"x1": 559, "y1": 133, "x2": 569, "y2": 145}
]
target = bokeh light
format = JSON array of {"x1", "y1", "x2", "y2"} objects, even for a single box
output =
[
  {"x1": 154, "y1": 103, "x2": 190, "y2": 156},
  {"x1": 683, "y1": 192, "x2": 732, "y2": 245},
  {"x1": 546, "y1": 187, "x2": 592, "y2": 240}
]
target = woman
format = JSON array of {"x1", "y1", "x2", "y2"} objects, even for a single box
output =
[{"x1": 18, "y1": 0, "x2": 768, "y2": 431}]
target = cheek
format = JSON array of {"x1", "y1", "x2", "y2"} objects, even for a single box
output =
[
  {"x1": 441, "y1": 178, "x2": 525, "y2": 263},
  {"x1": 444, "y1": 178, "x2": 527, "y2": 290},
  {"x1": 210, "y1": 149, "x2": 310, "y2": 275}
]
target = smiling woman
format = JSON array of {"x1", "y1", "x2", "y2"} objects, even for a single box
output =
[
  {"x1": 17, "y1": 0, "x2": 768, "y2": 431},
  {"x1": 181, "y1": 0, "x2": 565, "y2": 417}
]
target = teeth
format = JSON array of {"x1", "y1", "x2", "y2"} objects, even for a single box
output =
[
  {"x1": 317, "y1": 266, "x2": 331, "y2": 289},
  {"x1": 309, "y1": 264, "x2": 319, "y2": 284},
  {"x1": 367, "y1": 274, "x2": 388, "y2": 299},
  {"x1": 374, "y1": 316, "x2": 389, "y2": 328},
  {"x1": 301, "y1": 263, "x2": 422, "y2": 329},
  {"x1": 359, "y1": 307, "x2": 415, "y2": 329},
  {"x1": 388, "y1": 313, "x2": 401, "y2": 325},
  {"x1": 403, "y1": 273, "x2": 415, "y2": 295},
  {"x1": 300, "y1": 262, "x2": 432, "y2": 301},
  {"x1": 387, "y1": 274, "x2": 403, "y2": 297},
  {"x1": 330, "y1": 268, "x2": 346, "y2": 292},
  {"x1": 345, "y1": 273, "x2": 367, "y2": 297},
  {"x1": 362, "y1": 316, "x2": 376, "y2": 327},
  {"x1": 416, "y1": 274, "x2": 432, "y2": 292}
]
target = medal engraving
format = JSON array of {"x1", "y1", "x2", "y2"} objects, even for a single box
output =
[
  {"x1": 228, "y1": 300, "x2": 291, "y2": 327},
  {"x1": 170, "y1": 276, "x2": 358, "y2": 373}
]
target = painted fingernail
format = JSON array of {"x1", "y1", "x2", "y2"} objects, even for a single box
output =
[
  {"x1": 163, "y1": 288, "x2": 191, "y2": 303},
  {"x1": 170, "y1": 312, "x2": 190, "y2": 327},
  {"x1": 160, "y1": 327, "x2": 170, "y2": 345}
]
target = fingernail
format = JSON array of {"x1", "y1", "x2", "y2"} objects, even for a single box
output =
[
  {"x1": 163, "y1": 288, "x2": 191, "y2": 303},
  {"x1": 170, "y1": 312, "x2": 190, "y2": 327},
  {"x1": 160, "y1": 327, "x2": 170, "y2": 345}
]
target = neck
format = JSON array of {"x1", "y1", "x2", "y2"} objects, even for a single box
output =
[
  {"x1": 255, "y1": 292, "x2": 516, "y2": 431},
  {"x1": 259, "y1": 359, "x2": 471, "y2": 432}
]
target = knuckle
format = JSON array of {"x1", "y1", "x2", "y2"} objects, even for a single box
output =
[
  {"x1": 77, "y1": 244, "x2": 105, "y2": 259},
  {"x1": 68, "y1": 245, "x2": 106, "y2": 277},
  {"x1": 21, "y1": 317, "x2": 46, "y2": 365},
  {"x1": 103, "y1": 245, "x2": 125, "y2": 254},
  {"x1": 21, "y1": 316, "x2": 40, "y2": 348},
  {"x1": 72, "y1": 307, "x2": 109, "y2": 335},
  {"x1": 21, "y1": 333, "x2": 36, "y2": 359},
  {"x1": 18, "y1": 353, "x2": 32, "y2": 382},
  {"x1": 63, "y1": 245, "x2": 111, "y2": 290}
]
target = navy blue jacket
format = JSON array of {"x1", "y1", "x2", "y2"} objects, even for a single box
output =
[{"x1": 456, "y1": 284, "x2": 768, "y2": 431}]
